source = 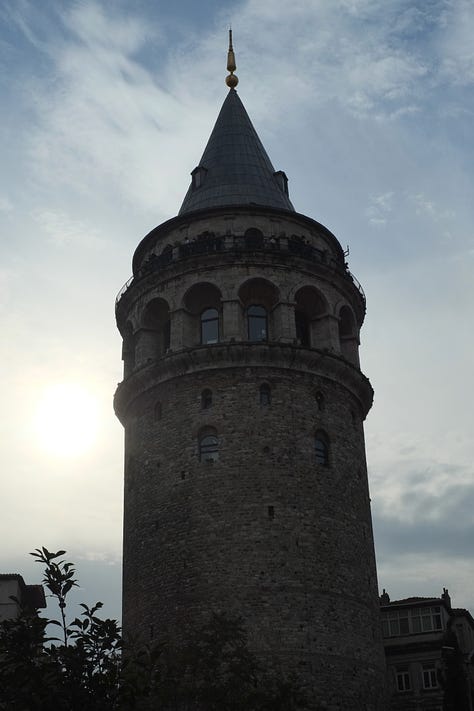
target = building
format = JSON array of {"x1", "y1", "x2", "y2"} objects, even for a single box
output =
[
  {"x1": 114, "y1": 35, "x2": 386, "y2": 708},
  {"x1": 381, "y1": 588, "x2": 474, "y2": 710},
  {"x1": 0, "y1": 574, "x2": 46, "y2": 622}
]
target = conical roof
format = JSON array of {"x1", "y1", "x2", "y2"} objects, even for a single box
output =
[{"x1": 179, "y1": 89, "x2": 294, "y2": 215}]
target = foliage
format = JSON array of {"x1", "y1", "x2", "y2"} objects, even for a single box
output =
[{"x1": 0, "y1": 548, "x2": 309, "y2": 711}]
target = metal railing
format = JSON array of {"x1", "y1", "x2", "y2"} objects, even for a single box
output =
[{"x1": 115, "y1": 234, "x2": 365, "y2": 306}]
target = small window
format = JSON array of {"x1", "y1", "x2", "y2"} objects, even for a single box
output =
[
  {"x1": 248, "y1": 305, "x2": 267, "y2": 341},
  {"x1": 154, "y1": 402, "x2": 162, "y2": 421},
  {"x1": 315, "y1": 391, "x2": 325, "y2": 411},
  {"x1": 199, "y1": 434, "x2": 218, "y2": 462},
  {"x1": 422, "y1": 663, "x2": 438, "y2": 689},
  {"x1": 201, "y1": 308, "x2": 219, "y2": 344},
  {"x1": 396, "y1": 666, "x2": 411, "y2": 692},
  {"x1": 259, "y1": 383, "x2": 271, "y2": 406},
  {"x1": 245, "y1": 228, "x2": 264, "y2": 249},
  {"x1": 315, "y1": 430, "x2": 329, "y2": 465},
  {"x1": 201, "y1": 389, "x2": 212, "y2": 409}
]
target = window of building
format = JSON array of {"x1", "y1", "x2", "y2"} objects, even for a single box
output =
[
  {"x1": 201, "y1": 389, "x2": 212, "y2": 409},
  {"x1": 295, "y1": 310, "x2": 310, "y2": 346},
  {"x1": 199, "y1": 432, "x2": 218, "y2": 462},
  {"x1": 422, "y1": 663, "x2": 438, "y2": 689},
  {"x1": 244, "y1": 228, "x2": 264, "y2": 249},
  {"x1": 259, "y1": 383, "x2": 271, "y2": 406},
  {"x1": 247, "y1": 305, "x2": 267, "y2": 341},
  {"x1": 411, "y1": 606, "x2": 442, "y2": 633},
  {"x1": 382, "y1": 606, "x2": 442, "y2": 637},
  {"x1": 154, "y1": 402, "x2": 162, "y2": 421},
  {"x1": 201, "y1": 308, "x2": 219, "y2": 344},
  {"x1": 396, "y1": 666, "x2": 411, "y2": 692},
  {"x1": 315, "y1": 431, "x2": 329, "y2": 465},
  {"x1": 315, "y1": 391, "x2": 325, "y2": 411}
]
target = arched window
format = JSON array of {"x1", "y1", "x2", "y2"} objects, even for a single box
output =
[
  {"x1": 315, "y1": 430, "x2": 329, "y2": 466},
  {"x1": 199, "y1": 432, "x2": 219, "y2": 462},
  {"x1": 295, "y1": 310, "x2": 310, "y2": 346},
  {"x1": 315, "y1": 392, "x2": 325, "y2": 412},
  {"x1": 201, "y1": 308, "x2": 219, "y2": 344},
  {"x1": 201, "y1": 389, "x2": 212, "y2": 409},
  {"x1": 245, "y1": 228, "x2": 264, "y2": 249},
  {"x1": 247, "y1": 305, "x2": 267, "y2": 341},
  {"x1": 259, "y1": 383, "x2": 271, "y2": 406}
]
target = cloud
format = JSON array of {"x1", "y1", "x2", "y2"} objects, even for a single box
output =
[
  {"x1": 365, "y1": 191, "x2": 394, "y2": 226},
  {"x1": 34, "y1": 209, "x2": 106, "y2": 249},
  {"x1": 439, "y1": 0, "x2": 474, "y2": 85}
]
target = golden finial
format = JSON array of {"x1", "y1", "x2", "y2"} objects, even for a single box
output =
[{"x1": 226, "y1": 28, "x2": 238, "y2": 89}]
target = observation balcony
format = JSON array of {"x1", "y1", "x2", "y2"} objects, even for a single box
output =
[{"x1": 116, "y1": 232, "x2": 365, "y2": 308}]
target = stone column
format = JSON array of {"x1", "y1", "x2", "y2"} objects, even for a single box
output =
[{"x1": 273, "y1": 302, "x2": 296, "y2": 342}]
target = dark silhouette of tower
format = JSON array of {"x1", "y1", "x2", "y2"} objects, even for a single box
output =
[{"x1": 115, "y1": 35, "x2": 386, "y2": 709}]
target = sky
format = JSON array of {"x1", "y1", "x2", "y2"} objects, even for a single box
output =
[{"x1": 1, "y1": 0, "x2": 473, "y2": 626}]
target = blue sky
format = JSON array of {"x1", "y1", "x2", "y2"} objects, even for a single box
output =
[{"x1": 1, "y1": 0, "x2": 473, "y2": 625}]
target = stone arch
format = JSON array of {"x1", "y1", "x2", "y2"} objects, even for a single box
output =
[
  {"x1": 338, "y1": 304, "x2": 359, "y2": 366},
  {"x1": 182, "y1": 282, "x2": 223, "y2": 346},
  {"x1": 294, "y1": 285, "x2": 331, "y2": 349},
  {"x1": 238, "y1": 278, "x2": 280, "y2": 341},
  {"x1": 135, "y1": 297, "x2": 171, "y2": 366}
]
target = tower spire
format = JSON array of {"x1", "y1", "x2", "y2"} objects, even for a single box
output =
[{"x1": 226, "y1": 28, "x2": 238, "y2": 89}]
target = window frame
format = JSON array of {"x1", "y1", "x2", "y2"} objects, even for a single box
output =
[
  {"x1": 247, "y1": 304, "x2": 268, "y2": 342},
  {"x1": 259, "y1": 383, "x2": 271, "y2": 406},
  {"x1": 395, "y1": 666, "x2": 411, "y2": 693},
  {"x1": 314, "y1": 430, "x2": 329, "y2": 466},
  {"x1": 200, "y1": 308, "x2": 219, "y2": 345},
  {"x1": 199, "y1": 433, "x2": 219, "y2": 463},
  {"x1": 295, "y1": 309, "x2": 310, "y2": 347},
  {"x1": 201, "y1": 389, "x2": 213, "y2": 409},
  {"x1": 382, "y1": 606, "x2": 443, "y2": 638},
  {"x1": 422, "y1": 663, "x2": 438, "y2": 690}
]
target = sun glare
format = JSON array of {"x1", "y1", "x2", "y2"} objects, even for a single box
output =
[{"x1": 34, "y1": 383, "x2": 100, "y2": 457}]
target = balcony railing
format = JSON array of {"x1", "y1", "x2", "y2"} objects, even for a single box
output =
[{"x1": 116, "y1": 233, "x2": 365, "y2": 306}]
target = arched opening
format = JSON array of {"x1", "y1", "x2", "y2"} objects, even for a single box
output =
[
  {"x1": 294, "y1": 286, "x2": 327, "y2": 348},
  {"x1": 201, "y1": 389, "x2": 213, "y2": 409},
  {"x1": 137, "y1": 298, "x2": 171, "y2": 364},
  {"x1": 259, "y1": 383, "x2": 271, "y2": 406},
  {"x1": 315, "y1": 391, "x2": 325, "y2": 412},
  {"x1": 338, "y1": 305, "x2": 359, "y2": 366},
  {"x1": 199, "y1": 426, "x2": 218, "y2": 463},
  {"x1": 183, "y1": 282, "x2": 222, "y2": 347},
  {"x1": 244, "y1": 228, "x2": 264, "y2": 249},
  {"x1": 239, "y1": 278, "x2": 279, "y2": 342},
  {"x1": 315, "y1": 430, "x2": 330, "y2": 466}
]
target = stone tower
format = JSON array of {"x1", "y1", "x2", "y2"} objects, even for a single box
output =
[{"x1": 114, "y1": 37, "x2": 386, "y2": 709}]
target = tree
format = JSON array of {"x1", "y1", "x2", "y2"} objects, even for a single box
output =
[{"x1": 0, "y1": 548, "x2": 310, "y2": 710}]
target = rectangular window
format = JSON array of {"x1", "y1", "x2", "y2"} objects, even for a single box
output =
[
  {"x1": 382, "y1": 606, "x2": 443, "y2": 637},
  {"x1": 422, "y1": 663, "x2": 438, "y2": 689},
  {"x1": 396, "y1": 667, "x2": 411, "y2": 692}
]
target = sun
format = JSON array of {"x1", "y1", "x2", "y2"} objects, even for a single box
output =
[{"x1": 34, "y1": 383, "x2": 100, "y2": 457}]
